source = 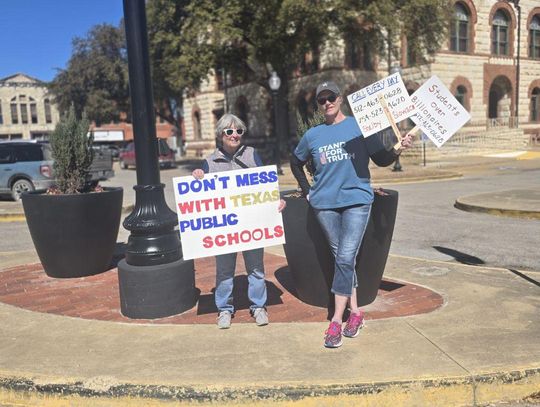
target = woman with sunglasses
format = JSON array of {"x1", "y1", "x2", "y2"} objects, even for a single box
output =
[
  {"x1": 192, "y1": 113, "x2": 286, "y2": 329},
  {"x1": 290, "y1": 81, "x2": 413, "y2": 348}
]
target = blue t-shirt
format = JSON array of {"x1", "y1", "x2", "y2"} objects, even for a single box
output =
[{"x1": 294, "y1": 116, "x2": 374, "y2": 209}]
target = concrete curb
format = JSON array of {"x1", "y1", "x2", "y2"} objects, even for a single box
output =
[
  {"x1": 1, "y1": 368, "x2": 539, "y2": 406},
  {"x1": 0, "y1": 205, "x2": 135, "y2": 222},
  {"x1": 454, "y1": 199, "x2": 540, "y2": 220}
]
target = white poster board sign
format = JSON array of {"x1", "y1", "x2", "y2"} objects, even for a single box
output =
[
  {"x1": 410, "y1": 75, "x2": 471, "y2": 148},
  {"x1": 173, "y1": 165, "x2": 285, "y2": 260},
  {"x1": 347, "y1": 72, "x2": 417, "y2": 137}
]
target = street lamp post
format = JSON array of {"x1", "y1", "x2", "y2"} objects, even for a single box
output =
[
  {"x1": 389, "y1": 64, "x2": 403, "y2": 172},
  {"x1": 118, "y1": 0, "x2": 197, "y2": 319},
  {"x1": 268, "y1": 71, "x2": 283, "y2": 175}
]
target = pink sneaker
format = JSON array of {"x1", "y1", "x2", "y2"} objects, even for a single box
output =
[
  {"x1": 324, "y1": 321, "x2": 343, "y2": 348},
  {"x1": 343, "y1": 310, "x2": 365, "y2": 338}
]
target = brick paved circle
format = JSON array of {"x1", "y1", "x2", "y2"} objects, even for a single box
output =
[{"x1": 0, "y1": 253, "x2": 443, "y2": 324}]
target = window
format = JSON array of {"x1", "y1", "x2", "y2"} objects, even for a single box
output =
[
  {"x1": 0, "y1": 101, "x2": 3, "y2": 125},
  {"x1": 235, "y1": 96, "x2": 249, "y2": 128},
  {"x1": 451, "y1": 3, "x2": 470, "y2": 52},
  {"x1": 531, "y1": 88, "x2": 540, "y2": 122},
  {"x1": 406, "y1": 42, "x2": 418, "y2": 66},
  {"x1": 192, "y1": 109, "x2": 202, "y2": 140},
  {"x1": 0, "y1": 146, "x2": 12, "y2": 163},
  {"x1": 345, "y1": 39, "x2": 373, "y2": 70},
  {"x1": 30, "y1": 103, "x2": 38, "y2": 124},
  {"x1": 10, "y1": 103, "x2": 18, "y2": 124},
  {"x1": 14, "y1": 144, "x2": 44, "y2": 162},
  {"x1": 20, "y1": 104, "x2": 28, "y2": 124},
  {"x1": 345, "y1": 40, "x2": 362, "y2": 69},
  {"x1": 299, "y1": 48, "x2": 320, "y2": 74},
  {"x1": 492, "y1": 10, "x2": 510, "y2": 55},
  {"x1": 455, "y1": 86, "x2": 468, "y2": 107},
  {"x1": 44, "y1": 99, "x2": 52, "y2": 123},
  {"x1": 530, "y1": 15, "x2": 540, "y2": 59}
]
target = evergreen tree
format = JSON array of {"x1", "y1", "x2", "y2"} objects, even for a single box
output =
[{"x1": 49, "y1": 106, "x2": 94, "y2": 194}]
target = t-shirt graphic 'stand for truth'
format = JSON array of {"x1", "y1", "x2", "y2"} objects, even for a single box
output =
[{"x1": 319, "y1": 142, "x2": 355, "y2": 164}]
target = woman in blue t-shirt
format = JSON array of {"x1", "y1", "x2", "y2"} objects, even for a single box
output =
[{"x1": 290, "y1": 81, "x2": 413, "y2": 348}]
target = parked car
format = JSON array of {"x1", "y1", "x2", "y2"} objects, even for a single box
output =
[
  {"x1": 0, "y1": 141, "x2": 114, "y2": 201},
  {"x1": 0, "y1": 141, "x2": 54, "y2": 200},
  {"x1": 119, "y1": 139, "x2": 177, "y2": 169}
]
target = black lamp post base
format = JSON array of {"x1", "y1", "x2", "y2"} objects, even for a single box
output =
[{"x1": 118, "y1": 258, "x2": 198, "y2": 319}]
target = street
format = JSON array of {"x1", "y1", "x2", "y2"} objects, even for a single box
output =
[
  {"x1": 387, "y1": 166, "x2": 540, "y2": 271},
  {"x1": 1, "y1": 161, "x2": 539, "y2": 272}
]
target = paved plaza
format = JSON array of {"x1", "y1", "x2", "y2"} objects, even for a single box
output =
[{"x1": 0, "y1": 152, "x2": 538, "y2": 406}]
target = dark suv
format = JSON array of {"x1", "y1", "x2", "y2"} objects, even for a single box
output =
[{"x1": 0, "y1": 142, "x2": 54, "y2": 201}]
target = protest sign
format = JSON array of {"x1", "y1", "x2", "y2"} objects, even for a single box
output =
[
  {"x1": 347, "y1": 72, "x2": 417, "y2": 137},
  {"x1": 173, "y1": 165, "x2": 285, "y2": 260},
  {"x1": 410, "y1": 75, "x2": 471, "y2": 148}
]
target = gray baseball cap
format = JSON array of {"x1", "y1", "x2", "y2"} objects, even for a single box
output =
[{"x1": 316, "y1": 81, "x2": 341, "y2": 98}]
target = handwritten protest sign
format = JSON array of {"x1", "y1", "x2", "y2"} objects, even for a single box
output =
[
  {"x1": 410, "y1": 75, "x2": 471, "y2": 148},
  {"x1": 173, "y1": 165, "x2": 285, "y2": 260},
  {"x1": 347, "y1": 72, "x2": 417, "y2": 137}
]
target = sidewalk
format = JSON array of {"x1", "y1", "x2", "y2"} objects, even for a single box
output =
[
  {"x1": 0, "y1": 253, "x2": 538, "y2": 406},
  {"x1": 0, "y1": 151, "x2": 539, "y2": 406}
]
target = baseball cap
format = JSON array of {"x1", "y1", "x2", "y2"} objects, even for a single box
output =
[{"x1": 316, "y1": 81, "x2": 341, "y2": 98}]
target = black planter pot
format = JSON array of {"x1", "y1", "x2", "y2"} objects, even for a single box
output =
[
  {"x1": 282, "y1": 189, "x2": 398, "y2": 308},
  {"x1": 22, "y1": 187, "x2": 123, "y2": 278}
]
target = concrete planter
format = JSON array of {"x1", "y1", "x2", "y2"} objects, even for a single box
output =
[
  {"x1": 281, "y1": 189, "x2": 398, "y2": 307},
  {"x1": 22, "y1": 187, "x2": 123, "y2": 278}
]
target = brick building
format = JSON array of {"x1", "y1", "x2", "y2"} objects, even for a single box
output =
[{"x1": 182, "y1": 0, "x2": 540, "y2": 159}]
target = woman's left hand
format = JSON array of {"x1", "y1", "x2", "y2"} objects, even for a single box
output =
[
  {"x1": 399, "y1": 133, "x2": 414, "y2": 150},
  {"x1": 278, "y1": 199, "x2": 287, "y2": 212}
]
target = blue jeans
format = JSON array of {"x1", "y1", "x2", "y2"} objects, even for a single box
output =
[
  {"x1": 314, "y1": 203, "x2": 372, "y2": 296},
  {"x1": 215, "y1": 248, "x2": 267, "y2": 313}
]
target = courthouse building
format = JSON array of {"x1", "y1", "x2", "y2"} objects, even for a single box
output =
[
  {"x1": 0, "y1": 73, "x2": 60, "y2": 140},
  {"x1": 182, "y1": 0, "x2": 540, "y2": 159}
]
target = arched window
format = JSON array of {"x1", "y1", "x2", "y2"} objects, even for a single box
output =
[
  {"x1": 451, "y1": 3, "x2": 470, "y2": 52},
  {"x1": 530, "y1": 15, "x2": 540, "y2": 59},
  {"x1": 44, "y1": 99, "x2": 52, "y2": 123},
  {"x1": 531, "y1": 88, "x2": 540, "y2": 122},
  {"x1": 455, "y1": 85, "x2": 468, "y2": 108},
  {"x1": 492, "y1": 10, "x2": 510, "y2": 55}
]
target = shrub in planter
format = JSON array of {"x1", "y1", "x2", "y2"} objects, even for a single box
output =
[{"x1": 22, "y1": 106, "x2": 123, "y2": 278}]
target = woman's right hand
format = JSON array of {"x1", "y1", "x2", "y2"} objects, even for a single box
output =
[{"x1": 192, "y1": 169, "x2": 205, "y2": 179}]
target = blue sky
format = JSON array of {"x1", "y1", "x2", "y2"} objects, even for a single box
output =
[{"x1": 0, "y1": 1, "x2": 124, "y2": 82}]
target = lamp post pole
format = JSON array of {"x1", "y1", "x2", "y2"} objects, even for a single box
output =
[
  {"x1": 118, "y1": 0, "x2": 197, "y2": 319},
  {"x1": 268, "y1": 72, "x2": 283, "y2": 175},
  {"x1": 389, "y1": 64, "x2": 403, "y2": 172}
]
